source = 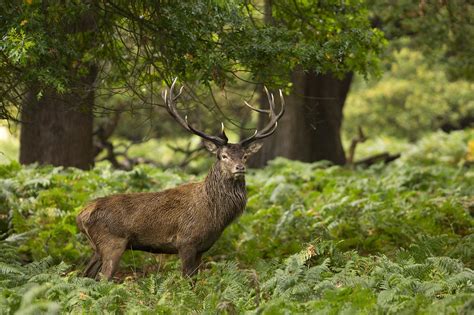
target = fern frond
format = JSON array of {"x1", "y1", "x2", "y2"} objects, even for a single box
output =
[{"x1": 0, "y1": 261, "x2": 24, "y2": 275}]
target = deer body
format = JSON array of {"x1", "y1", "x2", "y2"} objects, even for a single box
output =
[
  {"x1": 77, "y1": 153, "x2": 247, "y2": 279},
  {"x1": 77, "y1": 79, "x2": 284, "y2": 279}
]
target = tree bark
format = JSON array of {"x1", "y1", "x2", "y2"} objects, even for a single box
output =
[
  {"x1": 20, "y1": 68, "x2": 97, "y2": 169},
  {"x1": 249, "y1": 70, "x2": 353, "y2": 167}
]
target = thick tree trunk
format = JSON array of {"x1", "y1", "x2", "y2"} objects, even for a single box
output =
[
  {"x1": 250, "y1": 70, "x2": 353, "y2": 167},
  {"x1": 19, "y1": 3, "x2": 98, "y2": 170},
  {"x1": 20, "y1": 68, "x2": 97, "y2": 169}
]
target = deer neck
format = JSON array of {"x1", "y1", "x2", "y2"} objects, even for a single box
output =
[{"x1": 204, "y1": 162, "x2": 247, "y2": 227}]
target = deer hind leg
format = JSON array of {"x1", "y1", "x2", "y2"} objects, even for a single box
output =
[
  {"x1": 83, "y1": 252, "x2": 102, "y2": 279},
  {"x1": 179, "y1": 247, "x2": 202, "y2": 277},
  {"x1": 77, "y1": 206, "x2": 103, "y2": 278},
  {"x1": 83, "y1": 235, "x2": 103, "y2": 279},
  {"x1": 97, "y1": 237, "x2": 128, "y2": 280}
]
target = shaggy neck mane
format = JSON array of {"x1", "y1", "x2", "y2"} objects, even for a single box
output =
[{"x1": 204, "y1": 161, "x2": 247, "y2": 228}]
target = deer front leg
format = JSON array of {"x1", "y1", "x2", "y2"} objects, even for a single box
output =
[
  {"x1": 98, "y1": 237, "x2": 128, "y2": 280},
  {"x1": 179, "y1": 247, "x2": 202, "y2": 277}
]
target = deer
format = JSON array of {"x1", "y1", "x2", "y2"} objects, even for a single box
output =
[{"x1": 76, "y1": 79, "x2": 285, "y2": 280}]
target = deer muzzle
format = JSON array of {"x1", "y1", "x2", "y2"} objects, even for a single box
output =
[{"x1": 233, "y1": 164, "x2": 246, "y2": 178}]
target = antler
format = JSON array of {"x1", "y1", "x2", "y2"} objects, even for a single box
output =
[
  {"x1": 162, "y1": 78, "x2": 228, "y2": 146},
  {"x1": 239, "y1": 86, "x2": 285, "y2": 146}
]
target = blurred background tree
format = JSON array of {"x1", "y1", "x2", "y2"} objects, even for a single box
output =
[
  {"x1": 370, "y1": 0, "x2": 474, "y2": 81},
  {"x1": 344, "y1": 47, "x2": 474, "y2": 141},
  {"x1": 342, "y1": 0, "x2": 474, "y2": 144},
  {"x1": 249, "y1": 0, "x2": 384, "y2": 166},
  {"x1": 255, "y1": 0, "x2": 474, "y2": 166}
]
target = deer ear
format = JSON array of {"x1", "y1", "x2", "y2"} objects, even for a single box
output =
[
  {"x1": 203, "y1": 141, "x2": 219, "y2": 154},
  {"x1": 245, "y1": 142, "x2": 263, "y2": 155}
]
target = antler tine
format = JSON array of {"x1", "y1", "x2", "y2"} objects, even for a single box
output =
[
  {"x1": 170, "y1": 78, "x2": 184, "y2": 101},
  {"x1": 244, "y1": 86, "x2": 276, "y2": 116},
  {"x1": 264, "y1": 86, "x2": 276, "y2": 116},
  {"x1": 257, "y1": 121, "x2": 278, "y2": 138},
  {"x1": 239, "y1": 87, "x2": 285, "y2": 146},
  {"x1": 220, "y1": 122, "x2": 229, "y2": 143},
  {"x1": 163, "y1": 77, "x2": 228, "y2": 146},
  {"x1": 270, "y1": 92, "x2": 276, "y2": 115},
  {"x1": 244, "y1": 101, "x2": 270, "y2": 114},
  {"x1": 279, "y1": 89, "x2": 285, "y2": 108}
]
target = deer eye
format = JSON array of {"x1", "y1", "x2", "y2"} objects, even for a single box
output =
[
  {"x1": 221, "y1": 154, "x2": 229, "y2": 160},
  {"x1": 243, "y1": 154, "x2": 248, "y2": 160}
]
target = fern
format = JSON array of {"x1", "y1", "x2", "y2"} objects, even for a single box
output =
[
  {"x1": 1, "y1": 130, "x2": 473, "y2": 314},
  {"x1": 0, "y1": 262, "x2": 23, "y2": 276}
]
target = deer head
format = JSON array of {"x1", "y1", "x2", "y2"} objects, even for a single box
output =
[{"x1": 162, "y1": 78, "x2": 285, "y2": 179}]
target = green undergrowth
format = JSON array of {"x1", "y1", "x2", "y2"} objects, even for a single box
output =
[{"x1": 0, "y1": 130, "x2": 473, "y2": 314}]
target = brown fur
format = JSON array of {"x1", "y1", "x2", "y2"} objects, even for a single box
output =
[{"x1": 76, "y1": 143, "x2": 262, "y2": 279}]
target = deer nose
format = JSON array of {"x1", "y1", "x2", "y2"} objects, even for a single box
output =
[{"x1": 235, "y1": 164, "x2": 246, "y2": 172}]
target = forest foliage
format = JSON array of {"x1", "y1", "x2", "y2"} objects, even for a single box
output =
[
  {"x1": 0, "y1": 129, "x2": 473, "y2": 314},
  {"x1": 0, "y1": 0, "x2": 385, "y2": 122},
  {"x1": 344, "y1": 47, "x2": 474, "y2": 141}
]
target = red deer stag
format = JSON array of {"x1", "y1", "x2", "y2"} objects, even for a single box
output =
[{"x1": 76, "y1": 79, "x2": 285, "y2": 279}]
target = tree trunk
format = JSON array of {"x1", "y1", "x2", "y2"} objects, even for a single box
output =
[
  {"x1": 20, "y1": 68, "x2": 97, "y2": 169},
  {"x1": 249, "y1": 70, "x2": 353, "y2": 167},
  {"x1": 19, "y1": 3, "x2": 98, "y2": 170}
]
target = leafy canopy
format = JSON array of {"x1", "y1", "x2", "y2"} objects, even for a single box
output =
[
  {"x1": 0, "y1": 0, "x2": 385, "y2": 120},
  {"x1": 370, "y1": 0, "x2": 474, "y2": 81}
]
